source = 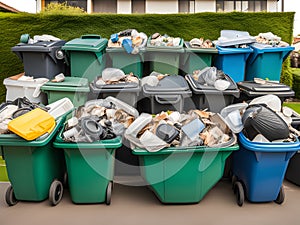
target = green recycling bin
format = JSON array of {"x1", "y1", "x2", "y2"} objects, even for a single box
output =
[
  {"x1": 106, "y1": 47, "x2": 144, "y2": 78},
  {"x1": 62, "y1": 35, "x2": 108, "y2": 82},
  {"x1": 1, "y1": 116, "x2": 66, "y2": 206},
  {"x1": 41, "y1": 77, "x2": 90, "y2": 107},
  {"x1": 182, "y1": 42, "x2": 218, "y2": 75},
  {"x1": 146, "y1": 38, "x2": 184, "y2": 75},
  {"x1": 133, "y1": 144, "x2": 239, "y2": 204},
  {"x1": 53, "y1": 127, "x2": 122, "y2": 205}
]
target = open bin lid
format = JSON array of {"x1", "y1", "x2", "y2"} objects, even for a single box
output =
[
  {"x1": 90, "y1": 80, "x2": 140, "y2": 93},
  {"x1": 11, "y1": 40, "x2": 66, "y2": 53},
  {"x1": 62, "y1": 35, "x2": 108, "y2": 52},
  {"x1": 41, "y1": 77, "x2": 90, "y2": 92},
  {"x1": 238, "y1": 81, "x2": 295, "y2": 97},
  {"x1": 184, "y1": 42, "x2": 218, "y2": 54},
  {"x1": 185, "y1": 74, "x2": 240, "y2": 98},
  {"x1": 143, "y1": 75, "x2": 191, "y2": 95},
  {"x1": 214, "y1": 30, "x2": 256, "y2": 47}
]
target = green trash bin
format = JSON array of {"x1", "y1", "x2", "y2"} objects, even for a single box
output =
[
  {"x1": 53, "y1": 127, "x2": 122, "y2": 205},
  {"x1": 62, "y1": 35, "x2": 108, "y2": 82},
  {"x1": 1, "y1": 116, "x2": 66, "y2": 206},
  {"x1": 182, "y1": 41, "x2": 218, "y2": 75},
  {"x1": 132, "y1": 144, "x2": 239, "y2": 204},
  {"x1": 106, "y1": 47, "x2": 145, "y2": 78},
  {"x1": 41, "y1": 77, "x2": 90, "y2": 107},
  {"x1": 146, "y1": 38, "x2": 184, "y2": 75}
]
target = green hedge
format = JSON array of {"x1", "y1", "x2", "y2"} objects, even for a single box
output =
[{"x1": 0, "y1": 12, "x2": 295, "y2": 102}]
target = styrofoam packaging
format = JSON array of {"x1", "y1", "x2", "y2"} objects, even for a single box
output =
[
  {"x1": 3, "y1": 78, "x2": 48, "y2": 104},
  {"x1": 46, "y1": 97, "x2": 74, "y2": 119}
]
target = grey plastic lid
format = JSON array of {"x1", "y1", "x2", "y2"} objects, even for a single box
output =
[
  {"x1": 12, "y1": 40, "x2": 66, "y2": 52},
  {"x1": 90, "y1": 81, "x2": 140, "y2": 94},
  {"x1": 143, "y1": 75, "x2": 190, "y2": 93},
  {"x1": 238, "y1": 81, "x2": 292, "y2": 92}
]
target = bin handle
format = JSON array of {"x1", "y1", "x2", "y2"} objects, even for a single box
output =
[
  {"x1": 155, "y1": 95, "x2": 181, "y2": 105},
  {"x1": 81, "y1": 34, "x2": 102, "y2": 39}
]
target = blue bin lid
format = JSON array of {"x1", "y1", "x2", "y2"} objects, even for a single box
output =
[
  {"x1": 216, "y1": 46, "x2": 253, "y2": 55},
  {"x1": 62, "y1": 34, "x2": 108, "y2": 52}
]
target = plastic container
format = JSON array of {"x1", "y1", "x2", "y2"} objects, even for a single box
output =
[
  {"x1": 1, "y1": 116, "x2": 66, "y2": 206},
  {"x1": 132, "y1": 144, "x2": 239, "y2": 203},
  {"x1": 106, "y1": 47, "x2": 144, "y2": 78},
  {"x1": 90, "y1": 80, "x2": 140, "y2": 108},
  {"x1": 236, "y1": 81, "x2": 294, "y2": 103},
  {"x1": 0, "y1": 156, "x2": 9, "y2": 182},
  {"x1": 181, "y1": 42, "x2": 218, "y2": 74},
  {"x1": 41, "y1": 77, "x2": 90, "y2": 107},
  {"x1": 185, "y1": 74, "x2": 240, "y2": 112},
  {"x1": 3, "y1": 77, "x2": 48, "y2": 104},
  {"x1": 62, "y1": 35, "x2": 108, "y2": 82},
  {"x1": 146, "y1": 38, "x2": 184, "y2": 75},
  {"x1": 214, "y1": 46, "x2": 253, "y2": 82},
  {"x1": 231, "y1": 132, "x2": 299, "y2": 206},
  {"x1": 11, "y1": 40, "x2": 66, "y2": 79},
  {"x1": 245, "y1": 43, "x2": 295, "y2": 81},
  {"x1": 53, "y1": 127, "x2": 122, "y2": 205},
  {"x1": 140, "y1": 75, "x2": 192, "y2": 114}
]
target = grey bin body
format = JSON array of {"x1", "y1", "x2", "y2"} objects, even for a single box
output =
[
  {"x1": 185, "y1": 74, "x2": 240, "y2": 113},
  {"x1": 140, "y1": 75, "x2": 192, "y2": 114},
  {"x1": 12, "y1": 40, "x2": 66, "y2": 79}
]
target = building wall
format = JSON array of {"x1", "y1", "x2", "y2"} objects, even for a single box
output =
[
  {"x1": 195, "y1": 0, "x2": 215, "y2": 12},
  {"x1": 267, "y1": 0, "x2": 278, "y2": 12},
  {"x1": 146, "y1": 0, "x2": 178, "y2": 14},
  {"x1": 94, "y1": 0, "x2": 117, "y2": 13},
  {"x1": 118, "y1": 0, "x2": 131, "y2": 13}
]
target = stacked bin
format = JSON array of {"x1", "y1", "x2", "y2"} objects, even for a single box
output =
[
  {"x1": 62, "y1": 35, "x2": 108, "y2": 82},
  {"x1": 1, "y1": 116, "x2": 66, "y2": 206},
  {"x1": 146, "y1": 38, "x2": 184, "y2": 75},
  {"x1": 41, "y1": 77, "x2": 90, "y2": 107},
  {"x1": 53, "y1": 126, "x2": 122, "y2": 205},
  {"x1": 245, "y1": 44, "x2": 294, "y2": 81},
  {"x1": 214, "y1": 46, "x2": 253, "y2": 82},
  {"x1": 181, "y1": 41, "x2": 218, "y2": 75},
  {"x1": 232, "y1": 132, "x2": 299, "y2": 206},
  {"x1": 133, "y1": 144, "x2": 239, "y2": 203}
]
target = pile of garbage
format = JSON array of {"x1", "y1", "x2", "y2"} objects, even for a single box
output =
[
  {"x1": 20, "y1": 34, "x2": 62, "y2": 44},
  {"x1": 192, "y1": 67, "x2": 231, "y2": 91},
  {"x1": 189, "y1": 38, "x2": 214, "y2": 48},
  {"x1": 255, "y1": 32, "x2": 289, "y2": 47},
  {"x1": 62, "y1": 97, "x2": 139, "y2": 143},
  {"x1": 221, "y1": 94, "x2": 300, "y2": 143},
  {"x1": 149, "y1": 33, "x2": 181, "y2": 47},
  {"x1": 95, "y1": 68, "x2": 139, "y2": 86},
  {"x1": 125, "y1": 109, "x2": 237, "y2": 152},
  {"x1": 108, "y1": 29, "x2": 147, "y2": 54},
  {"x1": 140, "y1": 71, "x2": 168, "y2": 87}
]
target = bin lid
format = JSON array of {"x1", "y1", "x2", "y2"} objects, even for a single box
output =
[
  {"x1": 238, "y1": 81, "x2": 293, "y2": 94},
  {"x1": 11, "y1": 40, "x2": 66, "y2": 53},
  {"x1": 216, "y1": 46, "x2": 253, "y2": 55},
  {"x1": 62, "y1": 35, "x2": 108, "y2": 52},
  {"x1": 40, "y1": 77, "x2": 90, "y2": 92},
  {"x1": 143, "y1": 75, "x2": 190, "y2": 94},
  {"x1": 184, "y1": 42, "x2": 218, "y2": 54},
  {"x1": 250, "y1": 43, "x2": 295, "y2": 53},
  {"x1": 185, "y1": 74, "x2": 240, "y2": 97},
  {"x1": 90, "y1": 80, "x2": 140, "y2": 93}
]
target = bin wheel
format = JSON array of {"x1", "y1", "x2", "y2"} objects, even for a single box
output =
[
  {"x1": 231, "y1": 175, "x2": 237, "y2": 190},
  {"x1": 63, "y1": 172, "x2": 68, "y2": 188},
  {"x1": 49, "y1": 180, "x2": 64, "y2": 206},
  {"x1": 234, "y1": 181, "x2": 244, "y2": 207},
  {"x1": 105, "y1": 181, "x2": 113, "y2": 205},
  {"x1": 274, "y1": 186, "x2": 285, "y2": 204},
  {"x1": 5, "y1": 185, "x2": 18, "y2": 206}
]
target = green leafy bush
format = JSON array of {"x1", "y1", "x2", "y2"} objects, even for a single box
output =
[{"x1": 41, "y1": 2, "x2": 85, "y2": 14}]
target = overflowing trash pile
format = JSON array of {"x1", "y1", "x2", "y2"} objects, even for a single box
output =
[
  {"x1": 192, "y1": 67, "x2": 231, "y2": 91},
  {"x1": 149, "y1": 33, "x2": 181, "y2": 47},
  {"x1": 189, "y1": 38, "x2": 214, "y2": 48},
  {"x1": 108, "y1": 29, "x2": 147, "y2": 54},
  {"x1": 140, "y1": 71, "x2": 168, "y2": 87},
  {"x1": 62, "y1": 97, "x2": 139, "y2": 142},
  {"x1": 95, "y1": 68, "x2": 139, "y2": 86},
  {"x1": 255, "y1": 32, "x2": 289, "y2": 47},
  {"x1": 19, "y1": 34, "x2": 62, "y2": 44},
  {"x1": 125, "y1": 109, "x2": 237, "y2": 152}
]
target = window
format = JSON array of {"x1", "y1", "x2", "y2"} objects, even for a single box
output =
[
  {"x1": 216, "y1": 0, "x2": 267, "y2": 12},
  {"x1": 132, "y1": 0, "x2": 145, "y2": 13},
  {"x1": 179, "y1": 0, "x2": 195, "y2": 13}
]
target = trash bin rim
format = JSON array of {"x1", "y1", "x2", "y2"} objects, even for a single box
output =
[
  {"x1": 90, "y1": 82, "x2": 141, "y2": 93},
  {"x1": 216, "y1": 46, "x2": 253, "y2": 54},
  {"x1": 41, "y1": 85, "x2": 90, "y2": 93},
  {"x1": 62, "y1": 38, "x2": 108, "y2": 52},
  {"x1": 132, "y1": 144, "x2": 239, "y2": 155},
  {"x1": 184, "y1": 41, "x2": 218, "y2": 53},
  {"x1": 146, "y1": 37, "x2": 184, "y2": 52},
  {"x1": 238, "y1": 132, "x2": 300, "y2": 152},
  {"x1": 11, "y1": 40, "x2": 66, "y2": 53},
  {"x1": 106, "y1": 47, "x2": 145, "y2": 54}
]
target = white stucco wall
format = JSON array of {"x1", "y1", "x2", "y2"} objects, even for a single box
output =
[
  {"x1": 267, "y1": 0, "x2": 278, "y2": 12},
  {"x1": 195, "y1": 0, "x2": 215, "y2": 13},
  {"x1": 118, "y1": 0, "x2": 132, "y2": 14},
  {"x1": 146, "y1": 0, "x2": 178, "y2": 14},
  {"x1": 1, "y1": 0, "x2": 37, "y2": 13}
]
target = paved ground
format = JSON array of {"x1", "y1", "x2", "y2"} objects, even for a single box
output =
[{"x1": 1, "y1": 177, "x2": 300, "y2": 225}]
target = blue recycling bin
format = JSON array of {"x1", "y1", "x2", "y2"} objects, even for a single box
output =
[
  {"x1": 232, "y1": 132, "x2": 299, "y2": 206},
  {"x1": 214, "y1": 46, "x2": 253, "y2": 83},
  {"x1": 245, "y1": 44, "x2": 294, "y2": 81}
]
